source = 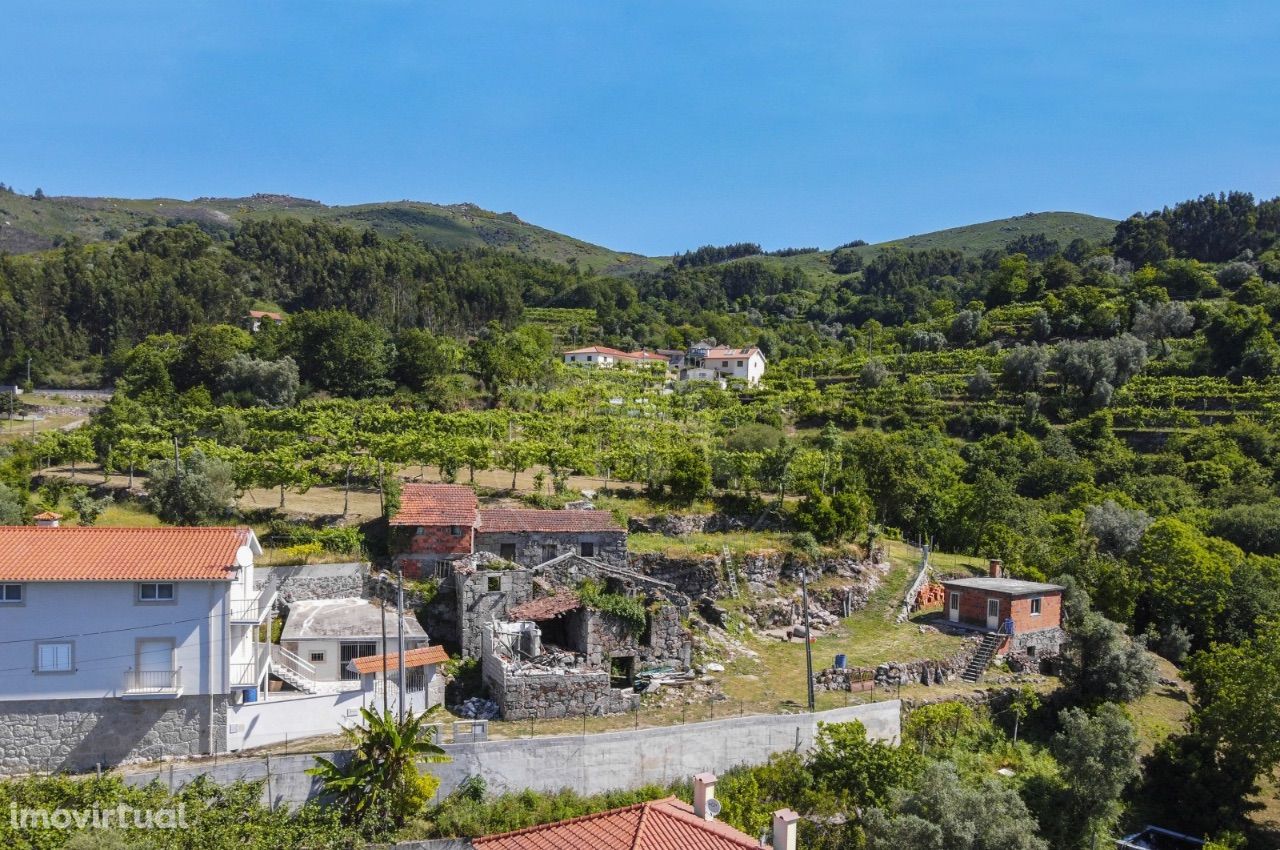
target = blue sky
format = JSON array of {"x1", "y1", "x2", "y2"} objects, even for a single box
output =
[{"x1": 3, "y1": 2, "x2": 1278, "y2": 255}]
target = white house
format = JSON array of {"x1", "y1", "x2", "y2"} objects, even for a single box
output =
[
  {"x1": 277, "y1": 597, "x2": 428, "y2": 687},
  {"x1": 687, "y1": 346, "x2": 766, "y2": 386},
  {"x1": 562, "y1": 346, "x2": 628, "y2": 367},
  {"x1": 0, "y1": 525, "x2": 272, "y2": 774}
]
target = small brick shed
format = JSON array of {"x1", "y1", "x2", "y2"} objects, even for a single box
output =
[{"x1": 940, "y1": 561, "x2": 1063, "y2": 636}]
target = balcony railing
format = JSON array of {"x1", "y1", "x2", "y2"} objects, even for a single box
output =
[
  {"x1": 122, "y1": 668, "x2": 182, "y2": 696},
  {"x1": 231, "y1": 577, "x2": 279, "y2": 624},
  {"x1": 230, "y1": 642, "x2": 272, "y2": 687}
]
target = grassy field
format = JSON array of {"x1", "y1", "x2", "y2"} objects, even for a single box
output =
[{"x1": 627, "y1": 530, "x2": 794, "y2": 558}]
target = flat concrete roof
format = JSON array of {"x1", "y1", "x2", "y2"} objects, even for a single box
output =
[
  {"x1": 941, "y1": 577, "x2": 1064, "y2": 595},
  {"x1": 281, "y1": 597, "x2": 428, "y2": 641}
]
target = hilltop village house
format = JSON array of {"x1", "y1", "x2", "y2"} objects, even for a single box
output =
[
  {"x1": 0, "y1": 524, "x2": 274, "y2": 775},
  {"x1": 941, "y1": 560, "x2": 1066, "y2": 660},
  {"x1": 391, "y1": 485, "x2": 692, "y2": 719},
  {"x1": 563, "y1": 340, "x2": 767, "y2": 386}
]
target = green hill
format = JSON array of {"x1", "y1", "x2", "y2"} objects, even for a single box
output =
[
  {"x1": 0, "y1": 188, "x2": 1116, "y2": 278},
  {"x1": 0, "y1": 190, "x2": 662, "y2": 275}
]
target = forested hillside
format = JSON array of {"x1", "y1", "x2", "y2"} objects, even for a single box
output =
[{"x1": 3, "y1": 188, "x2": 1280, "y2": 841}]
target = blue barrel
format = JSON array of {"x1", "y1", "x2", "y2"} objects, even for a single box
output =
[
  {"x1": 834, "y1": 654, "x2": 847, "y2": 669},
  {"x1": 244, "y1": 687, "x2": 259, "y2": 703}
]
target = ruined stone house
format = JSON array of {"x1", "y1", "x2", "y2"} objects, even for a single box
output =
[{"x1": 389, "y1": 484, "x2": 627, "y2": 578}]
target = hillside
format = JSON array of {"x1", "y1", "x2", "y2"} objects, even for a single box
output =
[
  {"x1": 751, "y1": 211, "x2": 1119, "y2": 284},
  {"x1": 0, "y1": 190, "x2": 662, "y2": 275},
  {"x1": 1, "y1": 187, "x2": 1119, "y2": 279}
]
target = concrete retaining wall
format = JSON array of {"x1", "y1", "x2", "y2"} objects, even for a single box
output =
[{"x1": 120, "y1": 700, "x2": 900, "y2": 809}]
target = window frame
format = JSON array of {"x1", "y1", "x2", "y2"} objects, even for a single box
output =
[
  {"x1": 580, "y1": 541, "x2": 595, "y2": 558},
  {"x1": 137, "y1": 582, "x2": 176, "y2": 603},
  {"x1": 0, "y1": 584, "x2": 23, "y2": 605},
  {"x1": 309, "y1": 650, "x2": 326, "y2": 663},
  {"x1": 35, "y1": 640, "x2": 74, "y2": 674},
  {"x1": 1030, "y1": 597, "x2": 1042, "y2": 616}
]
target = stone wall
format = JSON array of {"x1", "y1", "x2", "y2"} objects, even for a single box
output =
[
  {"x1": 0, "y1": 695, "x2": 228, "y2": 776},
  {"x1": 569, "y1": 604, "x2": 690, "y2": 670},
  {"x1": 475, "y1": 530, "x2": 627, "y2": 568},
  {"x1": 1006, "y1": 627, "x2": 1066, "y2": 671},
  {"x1": 814, "y1": 641, "x2": 981, "y2": 692},
  {"x1": 453, "y1": 568, "x2": 535, "y2": 659},
  {"x1": 257, "y1": 563, "x2": 367, "y2": 603},
  {"x1": 488, "y1": 666, "x2": 639, "y2": 721}
]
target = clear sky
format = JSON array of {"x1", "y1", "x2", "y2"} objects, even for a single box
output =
[{"x1": 3, "y1": 2, "x2": 1278, "y2": 256}]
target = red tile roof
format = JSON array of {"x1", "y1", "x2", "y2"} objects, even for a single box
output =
[
  {"x1": 349, "y1": 644, "x2": 450, "y2": 676},
  {"x1": 248, "y1": 310, "x2": 284, "y2": 321},
  {"x1": 507, "y1": 592, "x2": 582, "y2": 621},
  {"x1": 0, "y1": 526, "x2": 256, "y2": 581},
  {"x1": 390, "y1": 484, "x2": 479, "y2": 527},
  {"x1": 626, "y1": 350, "x2": 669, "y2": 362},
  {"x1": 564, "y1": 346, "x2": 632, "y2": 357},
  {"x1": 472, "y1": 797, "x2": 761, "y2": 850},
  {"x1": 478, "y1": 509, "x2": 622, "y2": 534}
]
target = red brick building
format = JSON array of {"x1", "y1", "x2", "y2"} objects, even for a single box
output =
[
  {"x1": 941, "y1": 561, "x2": 1065, "y2": 657},
  {"x1": 390, "y1": 484, "x2": 626, "y2": 578}
]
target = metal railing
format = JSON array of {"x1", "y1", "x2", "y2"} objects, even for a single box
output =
[
  {"x1": 230, "y1": 642, "x2": 272, "y2": 687},
  {"x1": 231, "y1": 576, "x2": 279, "y2": 623},
  {"x1": 270, "y1": 644, "x2": 317, "y2": 682},
  {"x1": 123, "y1": 668, "x2": 182, "y2": 694}
]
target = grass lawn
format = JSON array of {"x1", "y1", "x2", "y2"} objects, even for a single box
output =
[
  {"x1": 714, "y1": 542, "x2": 966, "y2": 713},
  {"x1": 1126, "y1": 655, "x2": 1192, "y2": 757},
  {"x1": 92, "y1": 502, "x2": 164, "y2": 527},
  {"x1": 627, "y1": 530, "x2": 793, "y2": 558}
]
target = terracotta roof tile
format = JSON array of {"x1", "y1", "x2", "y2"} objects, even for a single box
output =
[
  {"x1": 507, "y1": 592, "x2": 581, "y2": 621},
  {"x1": 564, "y1": 346, "x2": 632, "y2": 357},
  {"x1": 390, "y1": 484, "x2": 479, "y2": 527},
  {"x1": 472, "y1": 797, "x2": 761, "y2": 850},
  {"x1": 350, "y1": 644, "x2": 449, "y2": 676},
  {"x1": 478, "y1": 509, "x2": 621, "y2": 534},
  {"x1": 0, "y1": 526, "x2": 256, "y2": 582}
]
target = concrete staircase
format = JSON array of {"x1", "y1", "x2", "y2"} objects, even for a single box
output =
[
  {"x1": 961, "y1": 632, "x2": 1004, "y2": 683},
  {"x1": 270, "y1": 645, "x2": 321, "y2": 694}
]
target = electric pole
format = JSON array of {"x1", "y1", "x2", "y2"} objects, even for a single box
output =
[
  {"x1": 396, "y1": 564, "x2": 406, "y2": 722},
  {"x1": 801, "y1": 567, "x2": 815, "y2": 713},
  {"x1": 380, "y1": 574, "x2": 389, "y2": 715}
]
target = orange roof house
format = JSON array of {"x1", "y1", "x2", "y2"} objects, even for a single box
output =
[
  {"x1": 472, "y1": 774, "x2": 799, "y2": 850},
  {"x1": 0, "y1": 526, "x2": 259, "y2": 581}
]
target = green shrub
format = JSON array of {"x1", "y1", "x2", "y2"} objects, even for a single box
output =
[{"x1": 577, "y1": 579, "x2": 647, "y2": 636}]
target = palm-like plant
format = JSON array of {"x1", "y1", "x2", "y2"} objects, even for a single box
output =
[{"x1": 309, "y1": 707, "x2": 449, "y2": 831}]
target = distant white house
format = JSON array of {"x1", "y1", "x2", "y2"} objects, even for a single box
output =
[
  {"x1": 563, "y1": 345, "x2": 629, "y2": 367},
  {"x1": 686, "y1": 346, "x2": 766, "y2": 386},
  {"x1": 563, "y1": 346, "x2": 670, "y2": 369}
]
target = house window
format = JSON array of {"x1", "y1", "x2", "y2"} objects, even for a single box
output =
[
  {"x1": 1030, "y1": 597, "x2": 1042, "y2": 616},
  {"x1": 309, "y1": 651, "x2": 326, "y2": 663},
  {"x1": 580, "y1": 542, "x2": 595, "y2": 557},
  {"x1": 721, "y1": 360, "x2": 729, "y2": 367},
  {"x1": 736, "y1": 360, "x2": 743, "y2": 367},
  {"x1": 500, "y1": 543, "x2": 516, "y2": 560},
  {"x1": 542, "y1": 544, "x2": 557, "y2": 563},
  {"x1": 449, "y1": 525, "x2": 463, "y2": 537},
  {"x1": 36, "y1": 641, "x2": 73, "y2": 673},
  {"x1": 949, "y1": 592, "x2": 959, "y2": 611},
  {"x1": 138, "y1": 583, "x2": 175, "y2": 602},
  {"x1": 587, "y1": 356, "x2": 594, "y2": 362},
  {"x1": 487, "y1": 575, "x2": 502, "y2": 592},
  {"x1": 1, "y1": 584, "x2": 22, "y2": 604}
]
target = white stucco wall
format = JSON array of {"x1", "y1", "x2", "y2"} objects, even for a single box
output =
[{"x1": 0, "y1": 579, "x2": 235, "y2": 700}]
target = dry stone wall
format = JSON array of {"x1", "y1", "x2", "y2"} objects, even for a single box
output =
[{"x1": 0, "y1": 695, "x2": 227, "y2": 776}]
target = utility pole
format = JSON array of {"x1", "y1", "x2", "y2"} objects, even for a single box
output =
[
  {"x1": 801, "y1": 567, "x2": 815, "y2": 713},
  {"x1": 380, "y1": 575, "x2": 389, "y2": 715},
  {"x1": 396, "y1": 564, "x2": 406, "y2": 723},
  {"x1": 26, "y1": 356, "x2": 32, "y2": 388}
]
